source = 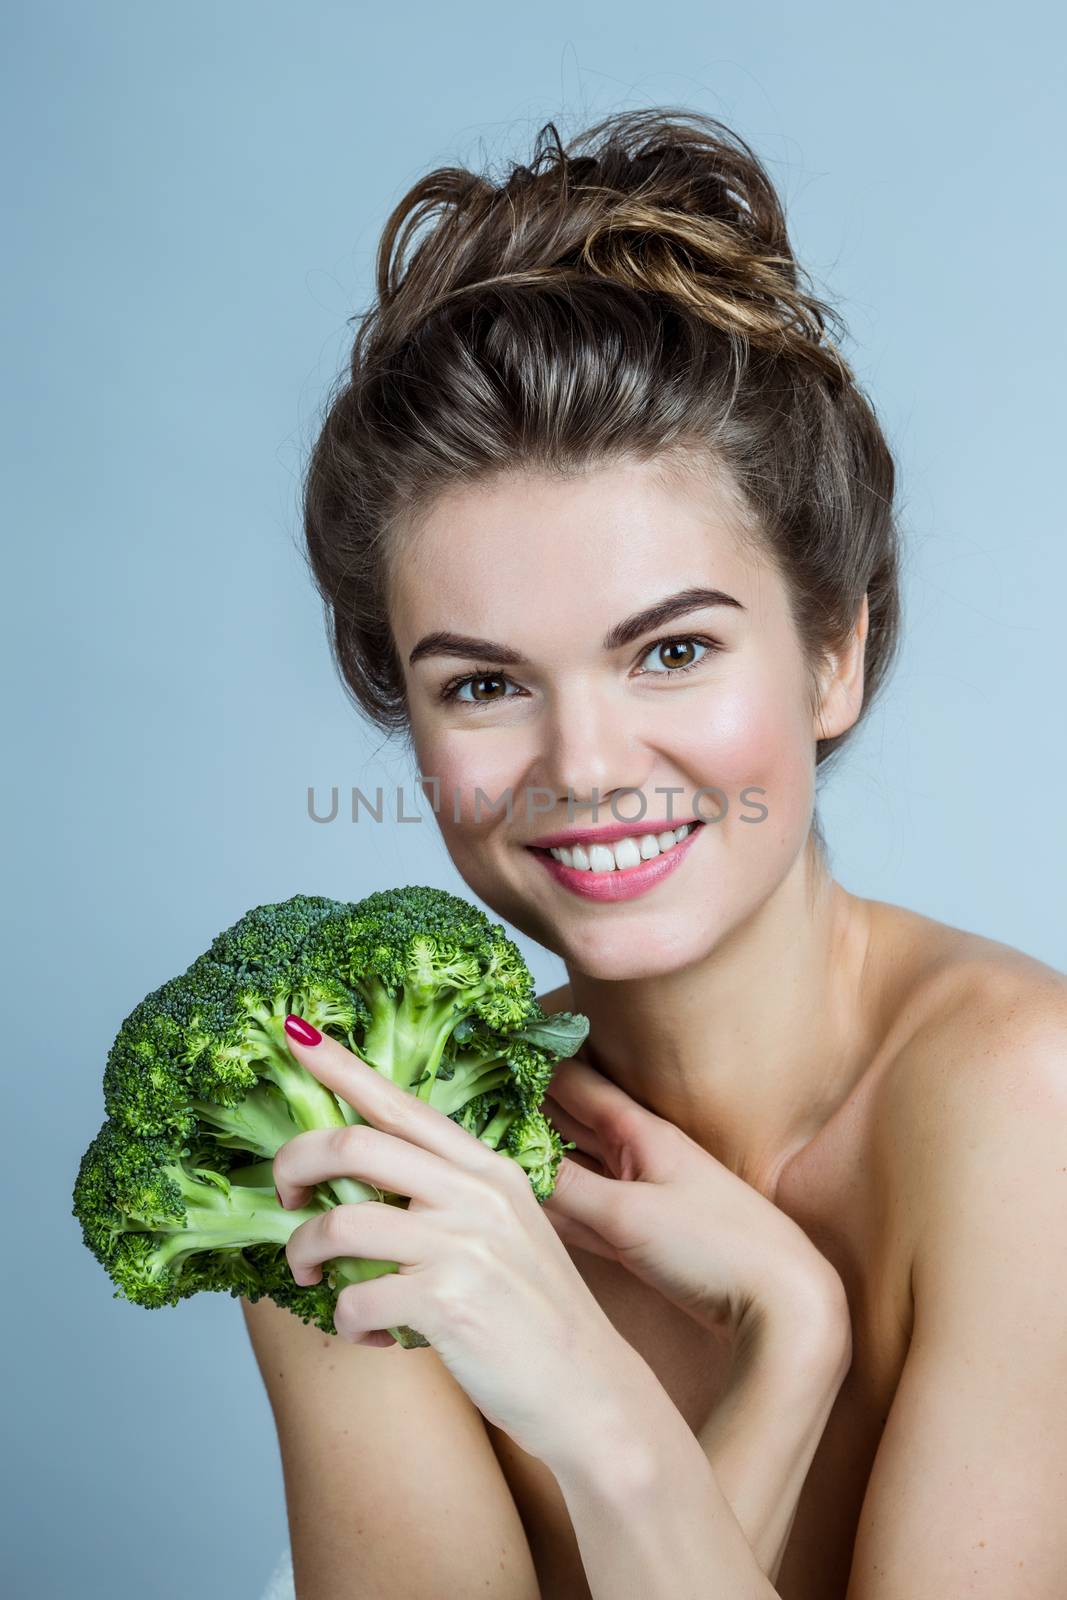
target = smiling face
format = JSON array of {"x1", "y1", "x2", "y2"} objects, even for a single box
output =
[{"x1": 387, "y1": 450, "x2": 863, "y2": 980}]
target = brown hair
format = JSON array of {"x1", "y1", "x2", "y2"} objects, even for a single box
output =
[{"x1": 301, "y1": 108, "x2": 902, "y2": 806}]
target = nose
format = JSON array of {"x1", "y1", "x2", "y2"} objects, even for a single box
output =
[{"x1": 527, "y1": 686, "x2": 656, "y2": 827}]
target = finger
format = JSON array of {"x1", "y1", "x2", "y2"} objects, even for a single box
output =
[
  {"x1": 555, "y1": 1147, "x2": 608, "y2": 1177},
  {"x1": 542, "y1": 1154, "x2": 630, "y2": 1243},
  {"x1": 542, "y1": 1204, "x2": 618, "y2": 1262},
  {"x1": 548, "y1": 1054, "x2": 651, "y2": 1126},
  {"x1": 333, "y1": 1273, "x2": 422, "y2": 1345},
  {"x1": 548, "y1": 1057, "x2": 661, "y2": 1171},
  {"x1": 286, "y1": 1199, "x2": 433, "y2": 1285},
  {"x1": 282, "y1": 1014, "x2": 502, "y2": 1175},
  {"x1": 543, "y1": 1094, "x2": 606, "y2": 1164},
  {"x1": 274, "y1": 1123, "x2": 467, "y2": 1213}
]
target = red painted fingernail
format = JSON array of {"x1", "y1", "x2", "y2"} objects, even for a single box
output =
[{"x1": 285, "y1": 1013, "x2": 322, "y2": 1046}]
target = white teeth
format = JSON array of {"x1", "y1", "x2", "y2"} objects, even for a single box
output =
[
  {"x1": 588, "y1": 844, "x2": 615, "y2": 874},
  {"x1": 613, "y1": 836, "x2": 642, "y2": 870},
  {"x1": 549, "y1": 822, "x2": 696, "y2": 872}
]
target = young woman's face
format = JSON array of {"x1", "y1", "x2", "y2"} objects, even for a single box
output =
[{"x1": 390, "y1": 453, "x2": 834, "y2": 979}]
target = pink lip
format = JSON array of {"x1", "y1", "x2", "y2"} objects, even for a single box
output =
[
  {"x1": 528, "y1": 822, "x2": 704, "y2": 902},
  {"x1": 526, "y1": 816, "x2": 702, "y2": 850}
]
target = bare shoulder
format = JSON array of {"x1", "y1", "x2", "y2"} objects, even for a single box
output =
[
  {"x1": 878, "y1": 904, "x2": 1067, "y2": 1093},
  {"x1": 872, "y1": 902, "x2": 1067, "y2": 1209},
  {"x1": 837, "y1": 916, "x2": 1067, "y2": 1589},
  {"x1": 239, "y1": 1294, "x2": 540, "y2": 1597}
]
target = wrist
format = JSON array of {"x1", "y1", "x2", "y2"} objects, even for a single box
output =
[
  {"x1": 543, "y1": 1340, "x2": 680, "y2": 1495},
  {"x1": 747, "y1": 1257, "x2": 852, "y2": 1385}
]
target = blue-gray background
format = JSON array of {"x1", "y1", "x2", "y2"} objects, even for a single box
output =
[{"x1": 5, "y1": 2, "x2": 1063, "y2": 1594}]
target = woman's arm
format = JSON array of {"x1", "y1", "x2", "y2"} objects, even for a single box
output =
[
  {"x1": 543, "y1": 1273, "x2": 850, "y2": 1600},
  {"x1": 539, "y1": 1052, "x2": 855, "y2": 1592},
  {"x1": 549, "y1": 1350, "x2": 779, "y2": 1600},
  {"x1": 697, "y1": 1271, "x2": 852, "y2": 1582},
  {"x1": 548, "y1": 999, "x2": 1067, "y2": 1600},
  {"x1": 833, "y1": 1002, "x2": 1067, "y2": 1597},
  {"x1": 241, "y1": 1295, "x2": 542, "y2": 1599}
]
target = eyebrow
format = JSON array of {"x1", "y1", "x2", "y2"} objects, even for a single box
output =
[{"x1": 407, "y1": 586, "x2": 746, "y2": 668}]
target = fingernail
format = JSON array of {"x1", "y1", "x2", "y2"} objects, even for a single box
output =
[{"x1": 285, "y1": 1013, "x2": 322, "y2": 1046}]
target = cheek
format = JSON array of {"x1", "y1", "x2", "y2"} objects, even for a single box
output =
[
  {"x1": 686, "y1": 678, "x2": 814, "y2": 833},
  {"x1": 412, "y1": 730, "x2": 525, "y2": 834}
]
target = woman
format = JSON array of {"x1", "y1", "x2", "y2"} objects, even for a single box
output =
[{"x1": 245, "y1": 109, "x2": 1067, "y2": 1598}]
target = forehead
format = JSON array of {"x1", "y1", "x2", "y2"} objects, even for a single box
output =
[{"x1": 388, "y1": 452, "x2": 774, "y2": 650}]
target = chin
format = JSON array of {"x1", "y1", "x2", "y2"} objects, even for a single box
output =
[{"x1": 580, "y1": 927, "x2": 719, "y2": 982}]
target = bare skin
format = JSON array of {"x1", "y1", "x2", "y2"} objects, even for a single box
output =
[
  {"x1": 496, "y1": 907, "x2": 1064, "y2": 1598},
  {"x1": 249, "y1": 447, "x2": 1067, "y2": 1596}
]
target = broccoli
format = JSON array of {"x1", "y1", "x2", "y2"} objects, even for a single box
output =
[{"x1": 73, "y1": 887, "x2": 588, "y2": 1348}]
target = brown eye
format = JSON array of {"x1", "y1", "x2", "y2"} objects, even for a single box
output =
[
  {"x1": 636, "y1": 635, "x2": 717, "y2": 680},
  {"x1": 441, "y1": 670, "x2": 517, "y2": 706},
  {"x1": 659, "y1": 640, "x2": 696, "y2": 669},
  {"x1": 469, "y1": 674, "x2": 506, "y2": 701}
]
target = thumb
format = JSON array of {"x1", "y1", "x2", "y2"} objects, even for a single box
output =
[
  {"x1": 546, "y1": 1154, "x2": 625, "y2": 1237},
  {"x1": 543, "y1": 1158, "x2": 620, "y2": 1260}
]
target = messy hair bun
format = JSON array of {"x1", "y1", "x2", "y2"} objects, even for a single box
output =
[{"x1": 303, "y1": 107, "x2": 901, "y2": 786}]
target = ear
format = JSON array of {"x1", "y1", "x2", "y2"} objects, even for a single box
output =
[{"x1": 812, "y1": 593, "x2": 869, "y2": 742}]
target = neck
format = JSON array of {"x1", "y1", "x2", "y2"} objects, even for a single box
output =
[{"x1": 562, "y1": 836, "x2": 879, "y2": 1201}]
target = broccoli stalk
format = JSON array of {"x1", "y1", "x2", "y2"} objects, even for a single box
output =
[
  {"x1": 187, "y1": 1030, "x2": 401, "y2": 1318},
  {"x1": 134, "y1": 1171, "x2": 401, "y2": 1305}
]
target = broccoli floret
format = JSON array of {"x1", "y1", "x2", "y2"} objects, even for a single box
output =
[
  {"x1": 453, "y1": 1099, "x2": 569, "y2": 1203},
  {"x1": 73, "y1": 887, "x2": 589, "y2": 1348},
  {"x1": 73, "y1": 1119, "x2": 397, "y2": 1326}
]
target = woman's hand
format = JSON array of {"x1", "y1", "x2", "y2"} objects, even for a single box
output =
[
  {"x1": 540, "y1": 1053, "x2": 849, "y2": 1348},
  {"x1": 272, "y1": 1016, "x2": 646, "y2": 1469}
]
